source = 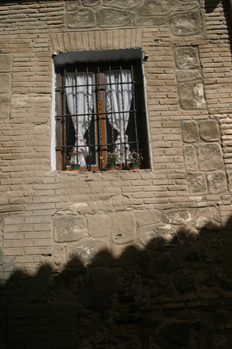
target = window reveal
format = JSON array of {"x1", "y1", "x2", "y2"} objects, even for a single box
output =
[{"x1": 55, "y1": 59, "x2": 149, "y2": 170}]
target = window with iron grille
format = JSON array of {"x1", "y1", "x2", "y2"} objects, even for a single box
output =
[{"x1": 54, "y1": 50, "x2": 150, "y2": 171}]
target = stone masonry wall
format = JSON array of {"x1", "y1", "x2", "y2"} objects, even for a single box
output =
[{"x1": 1, "y1": 0, "x2": 232, "y2": 348}]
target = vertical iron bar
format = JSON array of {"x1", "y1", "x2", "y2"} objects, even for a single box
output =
[
  {"x1": 120, "y1": 65, "x2": 126, "y2": 167},
  {"x1": 86, "y1": 63, "x2": 91, "y2": 171},
  {"x1": 108, "y1": 64, "x2": 114, "y2": 151},
  {"x1": 64, "y1": 68, "x2": 67, "y2": 168},
  {"x1": 75, "y1": 66, "x2": 78, "y2": 158},
  {"x1": 131, "y1": 64, "x2": 138, "y2": 153},
  {"x1": 97, "y1": 66, "x2": 103, "y2": 171}
]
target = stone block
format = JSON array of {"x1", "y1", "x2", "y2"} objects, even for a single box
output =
[
  {"x1": 136, "y1": 209, "x2": 160, "y2": 227},
  {"x1": 53, "y1": 215, "x2": 86, "y2": 243},
  {"x1": 186, "y1": 172, "x2": 207, "y2": 193},
  {"x1": 138, "y1": 224, "x2": 178, "y2": 248},
  {"x1": 67, "y1": 8, "x2": 96, "y2": 28},
  {"x1": 176, "y1": 70, "x2": 202, "y2": 83},
  {"x1": 207, "y1": 171, "x2": 228, "y2": 194},
  {"x1": 196, "y1": 216, "x2": 220, "y2": 231},
  {"x1": 175, "y1": 47, "x2": 200, "y2": 69},
  {"x1": 102, "y1": 0, "x2": 140, "y2": 8},
  {"x1": 89, "y1": 200, "x2": 114, "y2": 214},
  {"x1": 194, "y1": 206, "x2": 220, "y2": 223},
  {"x1": 0, "y1": 110, "x2": 9, "y2": 119},
  {"x1": 183, "y1": 145, "x2": 198, "y2": 171},
  {"x1": 182, "y1": 226, "x2": 200, "y2": 240},
  {"x1": 199, "y1": 120, "x2": 220, "y2": 142},
  {"x1": 198, "y1": 144, "x2": 224, "y2": 171},
  {"x1": 83, "y1": 0, "x2": 100, "y2": 6},
  {"x1": 139, "y1": 0, "x2": 174, "y2": 15},
  {"x1": 170, "y1": 9, "x2": 203, "y2": 36},
  {"x1": 0, "y1": 74, "x2": 11, "y2": 94},
  {"x1": 97, "y1": 9, "x2": 132, "y2": 27},
  {"x1": 0, "y1": 55, "x2": 12, "y2": 72},
  {"x1": 112, "y1": 212, "x2": 135, "y2": 244},
  {"x1": 161, "y1": 210, "x2": 192, "y2": 225},
  {"x1": 87, "y1": 214, "x2": 111, "y2": 238},
  {"x1": 182, "y1": 121, "x2": 199, "y2": 143},
  {"x1": 66, "y1": 1, "x2": 81, "y2": 11},
  {"x1": 68, "y1": 238, "x2": 108, "y2": 263},
  {"x1": 178, "y1": 81, "x2": 206, "y2": 109}
]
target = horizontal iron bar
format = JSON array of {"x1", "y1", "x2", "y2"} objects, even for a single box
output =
[
  {"x1": 55, "y1": 109, "x2": 144, "y2": 118},
  {"x1": 56, "y1": 141, "x2": 140, "y2": 150},
  {"x1": 55, "y1": 80, "x2": 143, "y2": 91}
]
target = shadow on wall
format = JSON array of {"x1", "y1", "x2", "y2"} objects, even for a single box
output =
[
  {"x1": 205, "y1": 0, "x2": 232, "y2": 50},
  {"x1": 1, "y1": 216, "x2": 232, "y2": 349},
  {"x1": 205, "y1": 0, "x2": 222, "y2": 13}
]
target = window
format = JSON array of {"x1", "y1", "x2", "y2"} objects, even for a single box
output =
[{"x1": 54, "y1": 49, "x2": 150, "y2": 171}]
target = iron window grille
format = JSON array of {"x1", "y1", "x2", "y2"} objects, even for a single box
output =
[{"x1": 55, "y1": 59, "x2": 149, "y2": 171}]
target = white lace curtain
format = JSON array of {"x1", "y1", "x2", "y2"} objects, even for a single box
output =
[
  {"x1": 65, "y1": 72, "x2": 94, "y2": 167},
  {"x1": 104, "y1": 69, "x2": 133, "y2": 162},
  {"x1": 65, "y1": 69, "x2": 133, "y2": 166}
]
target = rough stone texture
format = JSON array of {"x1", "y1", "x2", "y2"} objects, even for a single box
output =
[
  {"x1": 0, "y1": 109, "x2": 9, "y2": 119},
  {"x1": 112, "y1": 212, "x2": 135, "y2": 244},
  {"x1": 53, "y1": 215, "x2": 86, "y2": 242},
  {"x1": 175, "y1": 47, "x2": 200, "y2": 70},
  {"x1": 182, "y1": 226, "x2": 200, "y2": 240},
  {"x1": 207, "y1": 171, "x2": 228, "y2": 194},
  {"x1": 139, "y1": 224, "x2": 179, "y2": 247},
  {"x1": 194, "y1": 206, "x2": 220, "y2": 223},
  {"x1": 199, "y1": 120, "x2": 220, "y2": 142},
  {"x1": 67, "y1": 8, "x2": 96, "y2": 28},
  {"x1": 67, "y1": 238, "x2": 105, "y2": 262},
  {"x1": 161, "y1": 210, "x2": 192, "y2": 225},
  {"x1": 102, "y1": 0, "x2": 141, "y2": 8},
  {"x1": 152, "y1": 224, "x2": 179, "y2": 246},
  {"x1": 83, "y1": 0, "x2": 100, "y2": 6},
  {"x1": 170, "y1": 9, "x2": 203, "y2": 36},
  {"x1": 183, "y1": 145, "x2": 198, "y2": 171},
  {"x1": 186, "y1": 172, "x2": 207, "y2": 193},
  {"x1": 0, "y1": 74, "x2": 11, "y2": 94},
  {"x1": 66, "y1": 1, "x2": 81, "y2": 11},
  {"x1": 97, "y1": 9, "x2": 132, "y2": 27},
  {"x1": 139, "y1": 0, "x2": 174, "y2": 15},
  {"x1": 0, "y1": 55, "x2": 12, "y2": 72},
  {"x1": 87, "y1": 214, "x2": 111, "y2": 238},
  {"x1": 195, "y1": 216, "x2": 220, "y2": 231},
  {"x1": 182, "y1": 121, "x2": 199, "y2": 143},
  {"x1": 176, "y1": 70, "x2": 202, "y2": 82},
  {"x1": 136, "y1": 209, "x2": 161, "y2": 227},
  {"x1": 178, "y1": 81, "x2": 206, "y2": 109},
  {"x1": 0, "y1": 94, "x2": 11, "y2": 108},
  {"x1": 198, "y1": 144, "x2": 224, "y2": 171}
]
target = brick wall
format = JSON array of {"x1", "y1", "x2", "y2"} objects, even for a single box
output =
[{"x1": 1, "y1": 0, "x2": 232, "y2": 347}]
